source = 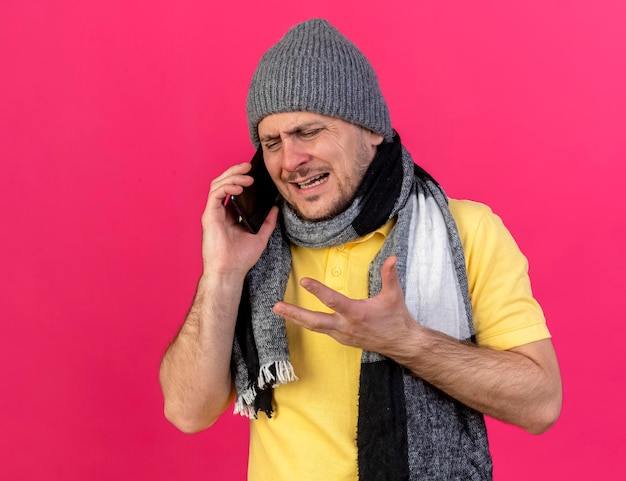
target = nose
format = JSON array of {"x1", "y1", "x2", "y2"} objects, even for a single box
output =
[{"x1": 280, "y1": 138, "x2": 310, "y2": 172}]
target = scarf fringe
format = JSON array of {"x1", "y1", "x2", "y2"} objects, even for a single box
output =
[
  {"x1": 233, "y1": 361, "x2": 299, "y2": 419},
  {"x1": 234, "y1": 390, "x2": 258, "y2": 419},
  {"x1": 259, "y1": 360, "x2": 299, "y2": 387}
]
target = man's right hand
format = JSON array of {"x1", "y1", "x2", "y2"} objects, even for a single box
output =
[{"x1": 201, "y1": 162, "x2": 279, "y2": 279}]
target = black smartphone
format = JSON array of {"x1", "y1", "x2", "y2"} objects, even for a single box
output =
[{"x1": 227, "y1": 147, "x2": 280, "y2": 234}]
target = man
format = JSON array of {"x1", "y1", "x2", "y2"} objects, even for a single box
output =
[{"x1": 160, "y1": 19, "x2": 562, "y2": 480}]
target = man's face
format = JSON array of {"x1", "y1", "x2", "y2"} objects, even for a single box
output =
[{"x1": 258, "y1": 112, "x2": 384, "y2": 222}]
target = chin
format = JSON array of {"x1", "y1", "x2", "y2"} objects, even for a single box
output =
[{"x1": 289, "y1": 198, "x2": 352, "y2": 223}]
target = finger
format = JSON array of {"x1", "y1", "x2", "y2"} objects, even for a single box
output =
[
  {"x1": 380, "y1": 256, "x2": 400, "y2": 291},
  {"x1": 256, "y1": 206, "x2": 279, "y2": 237},
  {"x1": 212, "y1": 176, "x2": 254, "y2": 205},
  {"x1": 299, "y1": 277, "x2": 351, "y2": 313},
  {"x1": 273, "y1": 302, "x2": 335, "y2": 332},
  {"x1": 208, "y1": 163, "x2": 255, "y2": 205},
  {"x1": 212, "y1": 162, "x2": 252, "y2": 182}
]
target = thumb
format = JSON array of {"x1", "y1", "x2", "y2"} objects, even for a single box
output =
[
  {"x1": 257, "y1": 206, "x2": 279, "y2": 238},
  {"x1": 381, "y1": 256, "x2": 402, "y2": 293}
]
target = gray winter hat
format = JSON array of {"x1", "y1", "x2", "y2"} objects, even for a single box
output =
[{"x1": 246, "y1": 19, "x2": 393, "y2": 147}]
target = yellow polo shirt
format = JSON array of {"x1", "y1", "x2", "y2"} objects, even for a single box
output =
[{"x1": 248, "y1": 199, "x2": 550, "y2": 481}]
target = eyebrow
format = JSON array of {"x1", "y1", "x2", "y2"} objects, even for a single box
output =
[{"x1": 259, "y1": 122, "x2": 324, "y2": 142}]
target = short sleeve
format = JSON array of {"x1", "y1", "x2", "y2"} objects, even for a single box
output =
[{"x1": 448, "y1": 199, "x2": 551, "y2": 350}]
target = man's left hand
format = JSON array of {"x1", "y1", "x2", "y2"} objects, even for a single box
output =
[{"x1": 272, "y1": 256, "x2": 417, "y2": 355}]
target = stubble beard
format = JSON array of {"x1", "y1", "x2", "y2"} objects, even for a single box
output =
[{"x1": 286, "y1": 134, "x2": 375, "y2": 223}]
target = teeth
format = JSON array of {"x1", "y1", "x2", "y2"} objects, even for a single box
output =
[{"x1": 298, "y1": 174, "x2": 327, "y2": 189}]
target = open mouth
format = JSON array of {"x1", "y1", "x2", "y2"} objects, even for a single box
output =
[{"x1": 296, "y1": 173, "x2": 329, "y2": 190}]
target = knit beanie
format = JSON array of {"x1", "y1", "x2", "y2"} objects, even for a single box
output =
[{"x1": 246, "y1": 19, "x2": 393, "y2": 147}]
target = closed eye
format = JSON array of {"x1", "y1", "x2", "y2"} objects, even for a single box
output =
[
  {"x1": 264, "y1": 140, "x2": 282, "y2": 152},
  {"x1": 299, "y1": 128, "x2": 323, "y2": 139},
  {"x1": 261, "y1": 125, "x2": 325, "y2": 152}
]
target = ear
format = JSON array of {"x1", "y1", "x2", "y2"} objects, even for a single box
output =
[{"x1": 368, "y1": 130, "x2": 385, "y2": 147}]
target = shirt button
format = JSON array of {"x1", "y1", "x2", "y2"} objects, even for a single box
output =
[
  {"x1": 336, "y1": 244, "x2": 345, "y2": 251},
  {"x1": 332, "y1": 267, "x2": 342, "y2": 276}
]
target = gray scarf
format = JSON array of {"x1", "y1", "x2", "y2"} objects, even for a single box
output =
[{"x1": 231, "y1": 134, "x2": 493, "y2": 480}]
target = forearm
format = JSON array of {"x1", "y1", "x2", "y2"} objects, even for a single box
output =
[
  {"x1": 390, "y1": 326, "x2": 562, "y2": 434},
  {"x1": 159, "y1": 163, "x2": 279, "y2": 433},
  {"x1": 159, "y1": 274, "x2": 243, "y2": 433}
]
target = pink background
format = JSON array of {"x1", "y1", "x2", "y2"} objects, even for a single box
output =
[{"x1": 1, "y1": 1, "x2": 624, "y2": 479}]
